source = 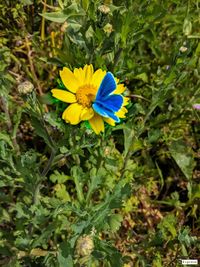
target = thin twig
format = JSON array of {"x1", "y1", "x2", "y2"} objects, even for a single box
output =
[
  {"x1": 130, "y1": 94, "x2": 151, "y2": 102},
  {"x1": 8, "y1": 70, "x2": 22, "y2": 81},
  {"x1": 41, "y1": 0, "x2": 46, "y2": 41},
  {"x1": 40, "y1": 0, "x2": 57, "y2": 10}
]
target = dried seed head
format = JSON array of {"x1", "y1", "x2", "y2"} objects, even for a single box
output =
[
  {"x1": 76, "y1": 235, "x2": 94, "y2": 257},
  {"x1": 98, "y1": 5, "x2": 110, "y2": 14},
  {"x1": 17, "y1": 81, "x2": 34, "y2": 95}
]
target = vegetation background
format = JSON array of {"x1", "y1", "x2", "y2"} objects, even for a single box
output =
[{"x1": 0, "y1": 0, "x2": 200, "y2": 266}]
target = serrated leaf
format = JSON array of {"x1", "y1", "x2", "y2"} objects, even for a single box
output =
[
  {"x1": 54, "y1": 184, "x2": 71, "y2": 202},
  {"x1": 50, "y1": 170, "x2": 71, "y2": 184},
  {"x1": 108, "y1": 214, "x2": 123, "y2": 232}
]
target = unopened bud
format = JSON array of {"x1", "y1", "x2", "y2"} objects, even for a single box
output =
[{"x1": 103, "y1": 23, "x2": 113, "y2": 35}]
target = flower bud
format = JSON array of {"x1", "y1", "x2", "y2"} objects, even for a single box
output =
[{"x1": 103, "y1": 23, "x2": 113, "y2": 35}]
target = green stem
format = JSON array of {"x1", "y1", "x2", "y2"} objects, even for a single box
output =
[
  {"x1": 41, "y1": 149, "x2": 56, "y2": 177},
  {"x1": 74, "y1": 174, "x2": 84, "y2": 204}
]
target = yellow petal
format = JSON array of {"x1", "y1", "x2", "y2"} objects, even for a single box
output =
[
  {"x1": 116, "y1": 106, "x2": 128, "y2": 118},
  {"x1": 89, "y1": 113, "x2": 104, "y2": 134},
  {"x1": 123, "y1": 96, "x2": 129, "y2": 106},
  {"x1": 62, "y1": 103, "x2": 83, "y2": 125},
  {"x1": 83, "y1": 64, "x2": 94, "y2": 84},
  {"x1": 51, "y1": 89, "x2": 76, "y2": 103},
  {"x1": 80, "y1": 108, "x2": 94, "y2": 120},
  {"x1": 114, "y1": 84, "x2": 126, "y2": 94},
  {"x1": 73, "y1": 67, "x2": 84, "y2": 84},
  {"x1": 91, "y1": 69, "x2": 106, "y2": 89},
  {"x1": 60, "y1": 67, "x2": 80, "y2": 93},
  {"x1": 103, "y1": 117, "x2": 116, "y2": 126}
]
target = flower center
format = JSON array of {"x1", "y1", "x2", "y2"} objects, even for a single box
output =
[{"x1": 76, "y1": 84, "x2": 97, "y2": 107}]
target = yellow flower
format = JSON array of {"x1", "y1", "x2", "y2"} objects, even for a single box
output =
[{"x1": 51, "y1": 64, "x2": 129, "y2": 134}]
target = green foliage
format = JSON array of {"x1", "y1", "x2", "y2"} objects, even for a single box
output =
[{"x1": 1, "y1": 0, "x2": 200, "y2": 266}]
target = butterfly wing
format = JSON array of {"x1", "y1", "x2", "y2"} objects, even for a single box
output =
[
  {"x1": 92, "y1": 102, "x2": 120, "y2": 122},
  {"x1": 95, "y1": 94, "x2": 123, "y2": 112},
  {"x1": 93, "y1": 72, "x2": 123, "y2": 122},
  {"x1": 95, "y1": 72, "x2": 117, "y2": 100}
]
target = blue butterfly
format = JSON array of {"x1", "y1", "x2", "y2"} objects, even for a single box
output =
[{"x1": 92, "y1": 72, "x2": 123, "y2": 122}]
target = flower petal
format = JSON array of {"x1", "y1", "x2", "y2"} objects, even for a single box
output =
[
  {"x1": 51, "y1": 89, "x2": 76, "y2": 103},
  {"x1": 114, "y1": 84, "x2": 126, "y2": 94},
  {"x1": 62, "y1": 103, "x2": 83, "y2": 125},
  {"x1": 89, "y1": 113, "x2": 104, "y2": 134},
  {"x1": 73, "y1": 67, "x2": 84, "y2": 84},
  {"x1": 123, "y1": 96, "x2": 129, "y2": 106},
  {"x1": 103, "y1": 117, "x2": 116, "y2": 126},
  {"x1": 60, "y1": 67, "x2": 80, "y2": 93},
  {"x1": 193, "y1": 104, "x2": 200, "y2": 110},
  {"x1": 83, "y1": 64, "x2": 94, "y2": 84},
  {"x1": 91, "y1": 69, "x2": 106, "y2": 89},
  {"x1": 116, "y1": 106, "x2": 128, "y2": 118},
  {"x1": 80, "y1": 107, "x2": 94, "y2": 120}
]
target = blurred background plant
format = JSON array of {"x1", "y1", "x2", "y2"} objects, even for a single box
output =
[{"x1": 0, "y1": 0, "x2": 200, "y2": 266}]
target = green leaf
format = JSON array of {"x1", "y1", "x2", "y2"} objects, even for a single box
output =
[
  {"x1": 54, "y1": 184, "x2": 71, "y2": 202},
  {"x1": 30, "y1": 116, "x2": 54, "y2": 149},
  {"x1": 134, "y1": 72, "x2": 148, "y2": 83},
  {"x1": 0, "y1": 132, "x2": 13, "y2": 148},
  {"x1": 123, "y1": 124, "x2": 135, "y2": 157},
  {"x1": 94, "y1": 238, "x2": 123, "y2": 267},
  {"x1": 57, "y1": 241, "x2": 73, "y2": 267},
  {"x1": 20, "y1": 0, "x2": 33, "y2": 5},
  {"x1": 169, "y1": 140, "x2": 195, "y2": 180},
  {"x1": 40, "y1": 3, "x2": 85, "y2": 23},
  {"x1": 108, "y1": 214, "x2": 123, "y2": 232},
  {"x1": 40, "y1": 10, "x2": 68, "y2": 23},
  {"x1": 158, "y1": 214, "x2": 177, "y2": 240},
  {"x1": 50, "y1": 170, "x2": 71, "y2": 184}
]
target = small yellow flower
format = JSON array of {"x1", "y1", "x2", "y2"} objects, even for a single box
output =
[{"x1": 51, "y1": 64, "x2": 129, "y2": 134}]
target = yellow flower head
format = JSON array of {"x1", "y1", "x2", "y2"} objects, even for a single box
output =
[{"x1": 51, "y1": 64, "x2": 129, "y2": 134}]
